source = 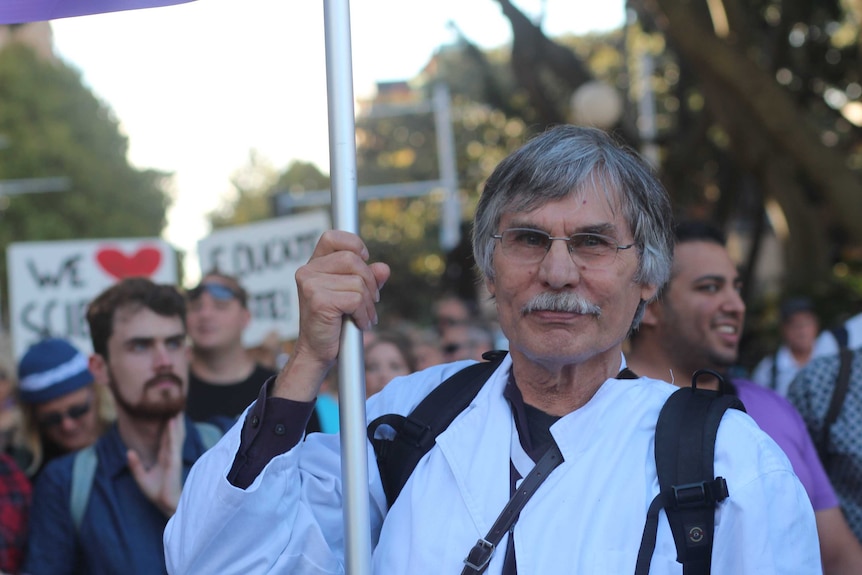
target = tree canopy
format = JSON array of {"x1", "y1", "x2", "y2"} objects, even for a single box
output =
[
  {"x1": 489, "y1": 0, "x2": 862, "y2": 361},
  {"x1": 0, "y1": 41, "x2": 172, "y2": 313},
  {"x1": 210, "y1": 0, "x2": 862, "y2": 363}
]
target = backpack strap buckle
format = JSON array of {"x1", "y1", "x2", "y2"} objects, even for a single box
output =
[
  {"x1": 400, "y1": 417, "x2": 431, "y2": 447},
  {"x1": 462, "y1": 538, "x2": 495, "y2": 573},
  {"x1": 670, "y1": 477, "x2": 729, "y2": 510}
]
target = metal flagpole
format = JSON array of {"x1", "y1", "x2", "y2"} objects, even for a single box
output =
[{"x1": 323, "y1": 1, "x2": 373, "y2": 574}]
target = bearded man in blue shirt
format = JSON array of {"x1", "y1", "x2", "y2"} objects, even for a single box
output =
[{"x1": 25, "y1": 277, "x2": 225, "y2": 575}]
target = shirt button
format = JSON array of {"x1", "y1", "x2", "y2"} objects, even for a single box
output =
[
  {"x1": 274, "y1": 423, "x2": 286, "y2": 436},
  {"x1": 251, "y1": 415, "x2": 260, "y2": 427}
]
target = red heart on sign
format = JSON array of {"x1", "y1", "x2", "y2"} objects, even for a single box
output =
[{"x1": 96, "y1": 246, "x2": 162, "y2": 280}]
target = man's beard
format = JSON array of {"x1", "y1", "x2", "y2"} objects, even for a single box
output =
[
  {"x1": 109, "y1": 370, "x2": 186, "y2": 422},
  {"x1": 708, "y1": 348, "x2": 738, "y2": 370}
]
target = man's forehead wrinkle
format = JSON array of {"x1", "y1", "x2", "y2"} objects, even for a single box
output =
[
  {"x1": 504, "y1": 218, "x2": 620, "y2": 237},
  {"x1": 505, "y1": 179, "x2": 624, "y2": 215}
]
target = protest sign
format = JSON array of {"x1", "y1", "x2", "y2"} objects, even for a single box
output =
[
  {"x1": 7, "y1": 239, "x2": 177, "y2": 360},
  {"x1": 196, "y1": 210, "x2": 330, "y2": 347}
]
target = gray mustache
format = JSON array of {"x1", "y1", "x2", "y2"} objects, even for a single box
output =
[{"x1": 522, "y1": 292, "x2": 602, "y2": 316}]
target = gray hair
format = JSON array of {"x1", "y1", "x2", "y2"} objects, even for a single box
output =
[{"x1": 472, "y1": 125, "x2": 673, "y2": 326}]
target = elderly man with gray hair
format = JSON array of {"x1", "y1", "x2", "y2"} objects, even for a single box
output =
[{"x1": 166, "y1": 126, "x2": 818, "y2": 573}]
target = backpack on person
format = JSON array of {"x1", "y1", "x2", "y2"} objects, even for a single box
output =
[
  {"x1": 367, "y1": 351, "x2": 744, "y2": 575},
  {"x1": 69, "y1": 420, "x2": 224, "y2": 529}
]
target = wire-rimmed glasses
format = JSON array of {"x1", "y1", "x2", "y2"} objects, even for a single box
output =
[{"x1": 492, "y1": 228, "x2": 635, "y2": 266}]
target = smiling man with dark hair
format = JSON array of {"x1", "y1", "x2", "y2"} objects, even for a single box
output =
[{"x1": 627, "y1": 221, "x2": 862, "y2": 574}]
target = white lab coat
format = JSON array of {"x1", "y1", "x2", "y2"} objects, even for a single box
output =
[{"x1": 165, "y1": 355, "x2": 820, "y2": 574}]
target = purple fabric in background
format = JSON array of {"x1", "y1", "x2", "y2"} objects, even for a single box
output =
[
  {"x1": 733, "y1": 378, "x2": 839, "y2": 511},
  {"x1": 0, "y1": 0, "x2": 196, "y2": 24}
]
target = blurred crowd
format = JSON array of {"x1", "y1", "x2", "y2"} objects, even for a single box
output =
[
  {"x1": 0, "y1": 271, "x2": 508, "y2": 574},
  {"x1": 1, "y1": 254, "x2": 862, "y2": 574}
]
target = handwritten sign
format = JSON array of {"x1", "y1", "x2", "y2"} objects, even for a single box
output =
[
  {"x1": 7, "y1": 239, "x2": 177, "y2": 360},
  {"x1": 196, "y1": 210, "x2": 330, "y2": 347}
]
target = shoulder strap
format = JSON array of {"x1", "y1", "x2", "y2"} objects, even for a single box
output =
[
  {"x1": 832, "y1": 325, "x2": 849, "y2": 349},
  {"x1": 70, "y1": 445, "x2": 98, "y2": 531},
  {"x1": 635, "y1": 371, "x2": 745, "y2": 575},
  {"x1": 69, "y1": 421, "x2": 222, "y2": 532},
  {"x1": 460, "y1": 442, "x2": 563, "y2": 575},
  {"x1": 817, "y1": 347, "x2": 854, "y2": 465},
  {"x1": 368, "y1": 351, "x2": 508, "y2": 509},
  {"x1": 194, "y1": 421, "x2": 224, "y2": 451},
  {"x1": 769, "y1": 352, "x2": 779, "y2": 390}
]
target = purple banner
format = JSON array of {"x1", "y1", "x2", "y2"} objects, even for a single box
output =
[{"x1": 0, "y1": 0, "x2": 196, "y2": 24}]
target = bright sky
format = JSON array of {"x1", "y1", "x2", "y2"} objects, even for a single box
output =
[{"x1": 49, "y1": 0, "x2": 625, "y2": 283}]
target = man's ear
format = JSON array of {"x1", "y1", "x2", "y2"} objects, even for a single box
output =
[
  {"x1": 88, "y1": 354, "x2": 109, "y2": 386},
  {"x1": 639, "y1": 282, "x2": 659, "y2": 304},
  {"x1": 484, "y1": 275, "x2": 496, "y2": 298},
  {"x1": 639, "y1": 298, "x2": 662, "y2": 328}
]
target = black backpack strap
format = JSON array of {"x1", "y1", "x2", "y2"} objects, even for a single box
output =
[
  {"x1": 817, "y1": 346, "x2": 854, "y2": 466},
  {"x1": 368, "y1": 351, "x2": 508, "y2": 508},
  {"x1": 460, "y1": 442, "x2": 563, "y2": 575},
  {"x1": 769, "y1": 352, "x2": 779, "y2": 391},
  {"x1": 832, "y1": 325, "x2": 849, "y2": 349},
  {"x1": 635, "y1": 370, "x2": 745, "y2": 575}
]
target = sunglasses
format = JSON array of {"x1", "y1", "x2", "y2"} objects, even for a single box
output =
[
  {"x1": 187, "y1": 282, "x2": 242, "y2": 303},
  {"x1": 37, "y1": 400, "x2": 92, "y2": 430},
  {"x1": 442, "y1": 342, "x2": 465, "y2": 355}
]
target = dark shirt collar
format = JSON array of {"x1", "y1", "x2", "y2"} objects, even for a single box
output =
[
  {"x1": 503, "y1": 364, "x2": 639, "y2": 461},
  {"x1": 503, "y1": 371, "x2": 561, "y2": 461},
  {"x1": 503, "y1": 371, "x2": 533, "y2": 453}
]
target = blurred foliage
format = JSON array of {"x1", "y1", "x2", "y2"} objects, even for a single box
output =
[
  {"x1": 5, "y1": 2, "x2": 859, "y2": 372},
  {"x1": 620, "y1": 0, "x2": 862, "y2": 367},
  {"x1": 212, "y1": 46, "x2": 537, "y2": 327},
  {"x1": 353, "y1": 73, "x2": 531, "y2": 323},
  {"x1": 0, "y1": 42, "x2": 171, "y2": 317},
  {"x1": 209, "y1": 155, "x2": 332, "y2": 229},
  {"x1": 209, "y1": 150, "x2": 280, "y2": 229},
  {"x1": 209, "y1": 0, "x2": 862, "y2": 366}
]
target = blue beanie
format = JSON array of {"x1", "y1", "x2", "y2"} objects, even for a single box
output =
[{"x1": 18, "y1": 338, "x2": 94, "y2": 404}]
